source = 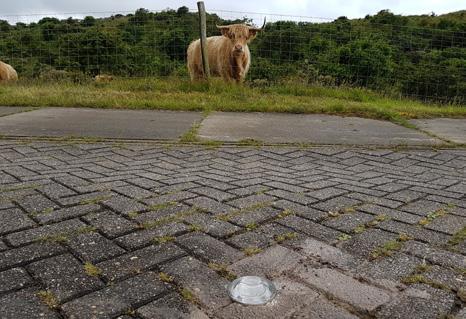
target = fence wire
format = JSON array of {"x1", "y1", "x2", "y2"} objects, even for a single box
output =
[{"x1": 0, "y1": 7, "x2": 465, "y2": 104}]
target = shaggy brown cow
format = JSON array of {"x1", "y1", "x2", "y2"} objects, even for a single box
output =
[
  {"x1": 0, "y1": 61, "x2": 18, "y2": 82},
  {"x1": 187, "y1": 21, "x2": 265, "y2": 83}
]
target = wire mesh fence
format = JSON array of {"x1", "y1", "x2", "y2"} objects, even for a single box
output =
[{"x1": 0, "y1": 7, "x2": 465, "y2": 104}]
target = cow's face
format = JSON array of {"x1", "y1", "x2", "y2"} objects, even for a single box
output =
[{"x1": 218, "y1": 24, "x2": 261, "y2": 56}]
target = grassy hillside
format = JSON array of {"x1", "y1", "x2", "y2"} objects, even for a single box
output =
[{"x1": 0, "y1": 8, "x2": 465, "y2": 104}]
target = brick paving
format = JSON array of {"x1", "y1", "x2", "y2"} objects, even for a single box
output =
[{"x1": 0, "y1": 140, "x2": 464, "y2": 318}]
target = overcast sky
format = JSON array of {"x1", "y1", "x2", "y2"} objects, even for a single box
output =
[{"x1": 1, "y1": 0, "x2": 464, "y2": 23}]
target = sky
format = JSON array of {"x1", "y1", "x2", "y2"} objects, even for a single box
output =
[{"x1": 1, "y1": 0, "x2": 465, "y2": 23}]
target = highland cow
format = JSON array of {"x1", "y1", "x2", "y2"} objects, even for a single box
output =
[
  {"x1": 187, "y1": 20, "x2": 265, "y2": 83},
  {"x1": 0, "y1": 61, "x2": 18, "y2": 82}
]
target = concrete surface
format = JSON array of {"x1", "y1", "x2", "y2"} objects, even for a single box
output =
[
  {"x1": 0, "y1": 142, "x2": 464, "y2": 318},
  {"x1": 0, "y1": 107, "x2": 202, "y2": 139},
  {"x1": 199, "y1": 112, "x2": 442, "y2": 145},
  {"x1": 0, "y1": 106, "x2": 34, "y2": 117},
  {"x1": 410, "y1": 118, "x2": 466, "y2": 144}
]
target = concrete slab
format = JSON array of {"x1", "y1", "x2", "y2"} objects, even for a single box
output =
[
  {"x1": 0, "y1": 106, "x2": 34, "y2": 117},
  {"x1": 0, "y1": 107, "x2": 202, "y2": 140},
  {"x1": 410, "y1": 118, "x2": 466, "y2": 144},
  {"x1": 199, "y1": 112, "x2": 441, "y2": 146}
]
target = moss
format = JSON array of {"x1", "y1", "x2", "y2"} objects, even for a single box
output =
[
  {"x1": 370, "y1": 239, "x2": 403, "y2": 259},
  {"x1": 448, "y1": 226, "x2": 466, "y2": 246},
  {"x1": 159, "y1": 272, "x2": 174, "y2": 283},
  {"x1": 79, "y1": 195, "x2": 111, "y2": 205},
  {"x1": 338, "y1": 234, "x2": 352, "y2": 241},
  {"x1": 84, "y1": 262, "x2": 102, "y2": 277},
  {"x1": 245, "y1": 223, "x2": 258, "y2": 231},
  {"x1": 180, "y1": 288, "x2": 198, "y2": 303},
  {"x1": 243, "y1": 247, "x2": 262, "y2": 256},
  {"x1": 208, "y1": 263, "x2": 237, "y2": 281},
  {"x1": 153, "y1": 236, "x2": 175, "y2": 244},
  {"x1": 274, "y1": 232, "x2": 298, "y2": 243},
  {"x1": 188, "y1": 224, "x2": 204, "y2": 232},
  {"x1": 148, "y1": 201, "x2": 177, "y2": 211},
  {"x1": 353, "y1": 225, "x2": 366, "y2": 234},
  {"x1": 37, "y1": 291, "x2": 59, "y2": 309}
]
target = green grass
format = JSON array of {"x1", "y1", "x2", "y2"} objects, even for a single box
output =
[{"x1": 0, "y1": 77, "x2": 464, "y2": 122}]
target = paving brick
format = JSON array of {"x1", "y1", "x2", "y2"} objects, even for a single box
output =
[
  {"x1": 291, "y1": 238, "x2": 363, "y2": 271},
  {"x1": 400, "y1": 199, "x2": 447, "y2": 216},
  {"x1": 185, "y1": 196, "x2": 236, "y2": 215},
  {"x1": 226, "y1": 194, "x2": 275, "y2": 209},
  {"x1": 292, "y1": 296, "x2": 359, "y2": 319},
  {"x1": 312, "y1": 196, "x2": 361, "y2": 213},
  {"x1": 143, "y1": 191, "x2": 196, "y2": 206},
  {"x1": 229, "y1": 206, "x2": 281, "y2": 226},
  {"x1": 97, "y1": 243, "x2": 185, "y2": 281},
  {"x1": 34, "y1": 204, "x2": 100, "y2": 225},
  {"x1": 0, "y1": 288, "x2": 60, "y2": 319},
  {"x1": 376, "y1": 284, "x2": 455, "y2": 319},
  {"x1": 183, "y1": 212, "x2": 241, "y2": 238},
  {"x1": 306, "y1": 187, "x2": 348, "y2": 200},
  {"x1": 401, "y1": 241, "x2": 466, "y2": 269},
  {"x1": 0, "y1": 268, "x2": 33, "y2": 294},
  {"x1": 216, "y1": 277, "x2": 319, "y2": 319},
  {"x1": 137, "y1": 293, "x2": 209, "y2": 319},
  {"x1": 357, "y1": 203, "x2": 420, "y2": 224},
  {"x1": 0, "y1": 242, "x2": 65, "y2": 270},
  {"x1": 0, "y1": 208, "x2": 36, "y2": 235},
  {"x1": 359, "y1": 253, "x2": 421, "y2": 281},
  {"x1": 82, "y1": 210, "x2": 137, "y2": 238},
  {"x1": 377, "y1": 220, "x2": 450, "y2": 245},
  {"x1": 277, "y1": 215, "x2": 344, "y2": 244},
  {"x1": 295, "y1": 266, "x2": 391, "y2": 312},
  {"x1": 160, "y1": 256, "x2": 231, "y2": 311},
  {"x1": 113, "y1": 185, "x2": 154, "y2": 199},
  {"x1": 273, "y1": 199, "x2": 328, "y2": 221},
  {"x1": 425, "y1": 214, "x2": 466, "y2": 235},
  {"x1": 341, "y1": 229, "x2": 397, "y2": 258},
  {"x1": 5, "y1": 218, "x2": 87, "y2": 247},
  {"x1": 176, "y1": 232, "x2": 242, "y2": 264},
  {"x1": 39, "y1": 182, "x2": 76, "y2": 199},
  {"x1": 386, "y1": 189, "x2": 426, "y2": 203},
  {"x1": 61, "y1": 272, "x2": 167, "y2": 319},
  {"x1": 16, "y1": 194, "x2": 59, "y2": 214},
  {"x1": 323, "y1": 211, "x2": 374, "y2": 233},
  {"x1": 27, "y1": 254, "x2": 103, "y2": 302},
  {"x1": 116, "y1": 223, "x2": 188, "y2": 250},
  {"x1": 102, "y1": 195, "x2": 147, "y2": 215},
  {"x1": 347, "y1": 192, "x2": 403, "y2": 208},
  {"x1": 229, "y1": 245, "x2": 303, "y2": 278},
  {"x1": 57, "y1": 191, "x2": 112, "y2": 206},
  {"x1": 266, "y1": 189, "x2": 317, "y2": 205},
  {"x1": 192, "y1": 186, "x2": 236, "y2": 202},
  {"x1": 227, "y1": 223, "x2": 298, "y2": 249},
  {"x1": 67, "y1": 232, "x2": 126, "y2": 263}
]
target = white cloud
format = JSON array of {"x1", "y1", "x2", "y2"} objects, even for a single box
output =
[{"x1": 1, "y1": 0, "x2": 464, "y2": 23}]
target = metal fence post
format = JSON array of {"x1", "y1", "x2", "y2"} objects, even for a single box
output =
[{"x1": 197, "y1": 1, "x2": 210, "y2": 80}]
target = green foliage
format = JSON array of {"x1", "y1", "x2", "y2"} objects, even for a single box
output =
[{"x1": 0, "y1": 8, "x2": 464, "y2": 103}]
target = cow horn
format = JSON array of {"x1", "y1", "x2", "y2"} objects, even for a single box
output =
[{"x1": 250, "y1": 17, "x2": 266, "y2": 31}]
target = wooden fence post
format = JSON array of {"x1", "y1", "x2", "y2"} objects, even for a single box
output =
[{"x1": 197, "y1": 1, "x2": 210, "y2": 80}]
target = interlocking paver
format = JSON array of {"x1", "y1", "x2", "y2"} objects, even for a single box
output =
[
  {"x1": 0, "y1": 141, "x2": 464, "y2": 318},
  {"x1": 27, "y1": 254, "x2": 104, "y2": 302}
]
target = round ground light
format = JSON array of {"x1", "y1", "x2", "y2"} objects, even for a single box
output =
[{"x1": 227, "y1": 276, "x2": 277, "y2": 305}]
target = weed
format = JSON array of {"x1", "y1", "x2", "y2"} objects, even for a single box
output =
[
  {"x1": 275, "y1": 209, "x2": 294, "y2": 219},
  {"x1": 79, "y1": 195, "x2": 111, "y2": 205},
  {"x1": 148, "y1": 201, "x2": 177, "y2": 211},
  {"x1": 179, "y1": 122, "x2": 201, "y2": 143},
  {"x1": 448, "y1": 226, "x2": 466, "y2": 246},
  {"x1": 353, "y1": 225, "x2": 366, "y2": 234},
  {"x1": 208, "y1": 263, "x2": 237, "y2": 281},
  {"x1": 245, "y1": 223, "x2": 258, "y2": 231},
  {"x1": 180, "y1": 288, "x2": 198, "y2": 303},
  {"x1": 188, "y1": 224, "x2": 204, "y2": 232},
  {"x1": 418, "y1": 208, "x2": 447, "y2": 226},
  {"x1": 84, "y1": 262, "x2": 102, "y2": 277},
  {"x1": 237, "y1": 139, "x2": 263, "y2": 147},
  {"x1": 37, "y1": 291, "x2": 59, "y2": 309},
  {"x1": 159, "y1": 272, "x2": 174, "y2": 283},
  {"x1": 274, "y1": 232, "x2": 298, "y2": 243},
  {"x1": 338, "y1": 234, "x2": 352, "y2": 241},
  {"x1": 370, "y1": 239, "x2": 403, "y2": 259},
  {"x1": 243, "y1": 247, "x2": 262, "y2": 256}
]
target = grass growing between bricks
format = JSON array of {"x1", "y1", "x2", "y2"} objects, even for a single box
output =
[
  {"x1": 370, "y1": 233, "x2": 412, "y2": 259},
  {"x1": 37, "y1": 291, "x2": 59, "y2": 309},
  {"x1": 2, "y1": 78, "x2": 465, "y2": 123},
  {"x1": 83, "y1": 262, "x2": 102, "y2": 277}
]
